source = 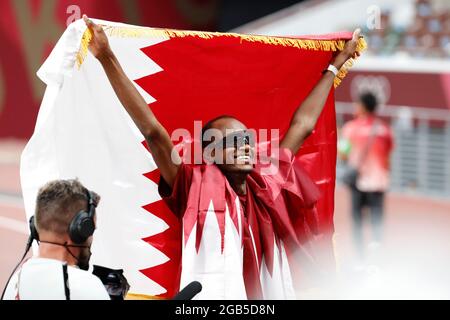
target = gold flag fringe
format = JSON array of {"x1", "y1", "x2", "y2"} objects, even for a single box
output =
[
  {"x1": 76, "y1": 25, "x2": 367, "y2": 87},
  {"x1": 76, "y1": 27, "x2": 93, "y2": 69},
  {"x1": 125, "y1": 292, "x2": 167, "y2": 300},
  {"x1": 333, "y1": 37, "x2": 367, "y2": 88}
]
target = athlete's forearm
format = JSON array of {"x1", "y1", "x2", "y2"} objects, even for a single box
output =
[
  {"x1": 99, "y1": 50, "x2": 161, "y2": 139},
  {"x1": 281, "y1": 29, "x2": 361, "y2": 153}
]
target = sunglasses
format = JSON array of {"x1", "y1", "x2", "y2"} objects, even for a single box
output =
[{"x1": 216, "y1": 130, "x2": 255, "y2": 149}]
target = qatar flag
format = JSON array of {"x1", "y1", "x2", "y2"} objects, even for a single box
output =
[{"x1": 20, "y1": 18, "x2": 365, "y2": 299}]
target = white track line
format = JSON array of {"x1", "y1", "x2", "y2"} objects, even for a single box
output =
[{"x1": 0, "y1": 216, "x2": 28, "y2": 235}]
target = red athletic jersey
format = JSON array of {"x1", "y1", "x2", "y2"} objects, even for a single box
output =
[{"x1": 159, "y1": 147, "x2": 321, "y2": 299}]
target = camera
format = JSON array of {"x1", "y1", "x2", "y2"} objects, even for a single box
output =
[{"x1": 92, "y1": 265, "x2": 130, "y2": 300}]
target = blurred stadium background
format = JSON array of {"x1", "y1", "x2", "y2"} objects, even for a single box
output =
[{"x1": 1, "y1": 0, "x2": 449, "y2": 299}]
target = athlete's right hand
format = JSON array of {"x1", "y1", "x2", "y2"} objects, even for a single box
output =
[{"x1": 83, "y1": 15, "x2": 112, "y2": 61}]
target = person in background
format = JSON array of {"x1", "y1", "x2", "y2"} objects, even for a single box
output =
[
  {"x1": 339, "y1": 92, "x2": 394, "y2": 262},
  {"x1": 2, "y1": 179, "x2": 110, "y2": 300}
]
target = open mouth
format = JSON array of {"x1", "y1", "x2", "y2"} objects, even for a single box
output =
[
  {"x1": 234, "y1": 154, "x2": 253, "y2": 164},
  {"x1": 236, "y1": 155, "x2": 251, "y2": 161}
]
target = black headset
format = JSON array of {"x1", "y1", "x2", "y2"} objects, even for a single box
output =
[
  {"x1": 29, "y1": 188, "x2": 96, "y2": 244},
  {"x1": 68, "y1": 189, "x2": 96, "y2": 244}
]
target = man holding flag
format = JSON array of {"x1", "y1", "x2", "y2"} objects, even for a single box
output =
[{"x1": 82, "y1": 15, "x2": 361, "y2": 299}]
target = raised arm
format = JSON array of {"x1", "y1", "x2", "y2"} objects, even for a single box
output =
[
  {"x1": 280, "y1": 29, "x2": 361, "y2": 154},
  {"x1": 84, "y1": 16, "x2": 180, "y2": 187}
]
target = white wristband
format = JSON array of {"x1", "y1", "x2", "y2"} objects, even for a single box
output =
[{"x1": 326, "y1": 64, "x2": 339, "y2": 77}]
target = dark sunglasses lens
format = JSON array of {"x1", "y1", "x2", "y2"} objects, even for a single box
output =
[
  {"x1": 243, "y1": 132, "x2": 255, "y2": 146},
  {"x1": 235, "y1": 133, "x2": 253, "y2": 148},
  {"x1": 220, "y1": 131, "x2": 255, "y2": 149}
]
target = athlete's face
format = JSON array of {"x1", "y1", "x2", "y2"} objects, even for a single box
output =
[{"x1": 205, "y1": 118, "x2": 255, "y2": 174}]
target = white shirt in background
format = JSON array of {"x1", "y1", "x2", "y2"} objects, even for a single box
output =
[{"x1": 3, "y1": 258, "x2": 110, "y2": 300}]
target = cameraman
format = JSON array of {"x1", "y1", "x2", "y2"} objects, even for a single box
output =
[{"x1": 2, "y1": 179, "x2": 110, "y2": 300}]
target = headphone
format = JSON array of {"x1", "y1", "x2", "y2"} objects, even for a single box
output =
[
  {"x1": 68, "y1": 189, "x2": 96, "y2": 244},
  {"x1": 29, "y1": 188, "x2": 97, "y2": 244}
]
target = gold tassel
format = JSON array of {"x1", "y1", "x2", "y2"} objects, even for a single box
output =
[
  {"x1": 125, "y1": 292, "x2": 168, "y2": 300},
  {"x1": 76, "y1": 27, "x2": 93, "y2": 69},
  {"x1": 333, "y1": 37, "x2": 367, "y2": 88},
  {"x1": 100, "y1": 25, "x2": 350, "y2": 52}
]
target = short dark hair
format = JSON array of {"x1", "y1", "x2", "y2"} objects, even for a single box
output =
[
  {"x1": 35, "y1": 179, "x2": 100, "y2": 235},
  {"x1": 201, "y1": 115, "x2": 238, "y2": 149},
  {"x1": 359, "y1": 92, "x2": 378, "y2": 113}
]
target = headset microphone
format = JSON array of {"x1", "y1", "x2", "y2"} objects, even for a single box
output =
[{"x1": 0, "y1": 216, "x2": 37, "y2": 300}]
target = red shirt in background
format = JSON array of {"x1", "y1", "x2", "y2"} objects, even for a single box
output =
[{"x1": 341, "y1": 115, "x2": 394, "y2": 192}]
